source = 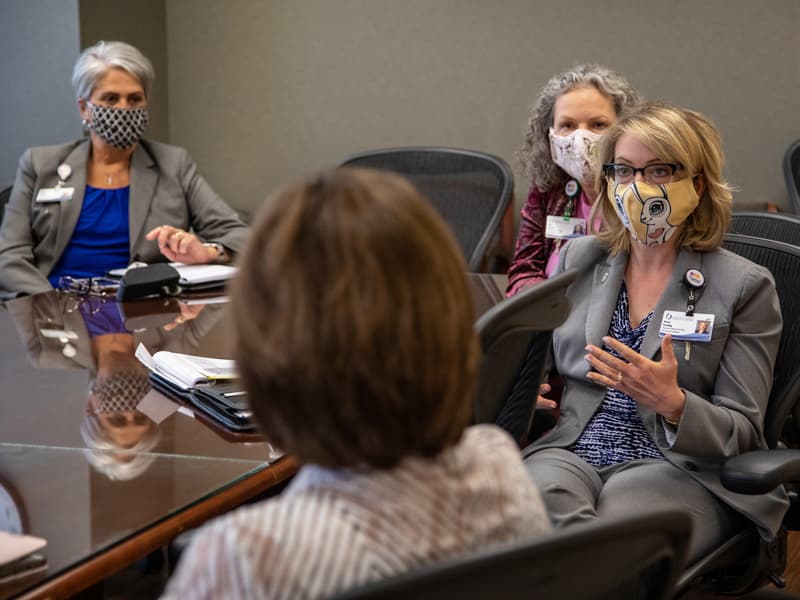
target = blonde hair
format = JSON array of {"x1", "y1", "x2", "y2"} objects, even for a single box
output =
[{"x1": 593, "y1": 102, "x2": 733, "y2": 255}]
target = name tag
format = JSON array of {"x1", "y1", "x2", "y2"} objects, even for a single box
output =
[
  {"x1": 36, "y1": 187, "x2": 73, "y2": 202},
  {"x1": 658, "y1": 310, "x2": 714, "y2": 342},
  {"x1": 40, "y1": 328, "x2": 78, "y2": 340},
  {"x1": 545, "y1": 215, "x2": 586, "y2": 240}
]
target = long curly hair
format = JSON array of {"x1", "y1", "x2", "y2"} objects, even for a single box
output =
[{"x1": 516, "y1": 64, "x2": 641, "y2": 194}]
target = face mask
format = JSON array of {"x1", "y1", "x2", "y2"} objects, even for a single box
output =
[
  {"x1": 608, "y1": 178, "x2": 700, "y2": 247},
  {"x1": 549, "y1": 128, "x2": 603, "y2": 184},
  {"x1": 85, "y1": 102, "x2": 149, "y2": 149}
]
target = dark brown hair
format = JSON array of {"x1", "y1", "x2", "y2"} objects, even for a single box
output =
[{"x1": 231, "y1": 168, "x2": 479, "y2": 468}]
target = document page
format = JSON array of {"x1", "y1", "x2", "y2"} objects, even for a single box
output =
[{"x1": 136, "y1": 344, "x2": 236, "y2": 388}]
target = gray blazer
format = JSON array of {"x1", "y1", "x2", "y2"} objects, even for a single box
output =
[
  {"x1": 5, "y1": 291, "x2": 228, "y2": 373},
  {"x1": 524, "y1": 235, "x2": 788, "y2": 539},
  {"x1": 0, "y1": 139, "x2": 248, "y2": 300}
]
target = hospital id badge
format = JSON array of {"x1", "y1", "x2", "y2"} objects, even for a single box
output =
[
  {"x1": 36, "y1": 187, "x2": 74, "y2": 202},
  {"x1": 658, "y1": 310, "x2": 714, "y2": 342},
  {"x1": 40, "y1": 328, "x2": 78, "y2": 340},
  {"x1": 545, "y1": 215, "x2": 586, "y2": 240}
]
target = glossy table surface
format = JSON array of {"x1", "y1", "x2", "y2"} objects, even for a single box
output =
[
  {"x1": 0, "y1": 291, "x2": 295, "y2": 599},
  {"x1": 0, "y1": 276, "x2": 506, "y2": 598}
]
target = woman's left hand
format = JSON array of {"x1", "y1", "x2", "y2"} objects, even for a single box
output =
[
  {"x1": 146, "y1": 226, "x2": 213, "y2": 264},
  {"x1": 585, "y1": 333, "x2": 685, "y2": 422}
]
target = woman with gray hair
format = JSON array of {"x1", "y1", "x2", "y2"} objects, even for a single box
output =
[
  {"x1": 0, "y1": 40, "x2": 247, "y2": 300},
  {"x1": 506, "y1": 64, "x2": 640, "y2": 296}
]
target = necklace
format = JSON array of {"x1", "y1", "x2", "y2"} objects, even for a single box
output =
[{"x1": 105, "y1": 168, "x2": 127, "y2": 185}]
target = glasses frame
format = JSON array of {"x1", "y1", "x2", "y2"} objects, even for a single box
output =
[
  {"x1": 58, "y1": 276, "x2": 120, "y2": 297},
  {"x1": 602, "y1": 162, "x2": 683, "y2": 184}
]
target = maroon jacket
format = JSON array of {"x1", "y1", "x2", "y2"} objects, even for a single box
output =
[{"x1": 506, "y1": 185, "x2": 572, "y2": 296}]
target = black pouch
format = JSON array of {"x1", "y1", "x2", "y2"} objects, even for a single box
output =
[{"x1": 116, "y1": 263, "x2": 181, "y2": 301}]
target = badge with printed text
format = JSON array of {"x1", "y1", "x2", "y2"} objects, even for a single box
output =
[
  {"x1": 36, "y1": 187, "x2": 74, "y2": 202},
  {"x1": 658, "y1": 310, "x2": 715, "y2": 342},
  {"x1": 40, "y1": 328, "x2": 78, "y2": 340},
  {"x1": 545, "y1": 215, "x2": 586, "y2": 240}
]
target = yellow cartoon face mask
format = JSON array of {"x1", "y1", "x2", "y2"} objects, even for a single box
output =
[{"x1": 607, "y1": 178, "x2": 700, "y2": 246}]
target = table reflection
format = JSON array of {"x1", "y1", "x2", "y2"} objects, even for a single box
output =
[{"x1": 2, "y1": 291, "x2": 267, "y2": 460}]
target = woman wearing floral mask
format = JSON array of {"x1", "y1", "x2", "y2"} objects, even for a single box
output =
[
  {"x1": 0, "y1": 41, "x2": 247, "y2": 300},
  {"x1": 507, "y1": 65, "x2": 640, "y2": 296},
  {"x1": 522, "y1": 102, "x2": 787, "y2": 563}
]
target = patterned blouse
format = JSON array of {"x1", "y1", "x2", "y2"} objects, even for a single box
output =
[
  {"x1": 569, "y1": 282, "x2": 665, "y2": 467},
  {"x1": 161, "y1": 425, "x2": 552, "y2": 600}
]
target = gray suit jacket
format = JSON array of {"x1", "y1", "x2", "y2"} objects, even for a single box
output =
[
  {"x1": 524, "y1": 235, "x2": 788, "y2": 539},
  {"x1": 0, "y1": 139, "x2": 248, "y2": 300},
  {"x1": 5, "y1": 291, "x2": 228, "y2": 373}
]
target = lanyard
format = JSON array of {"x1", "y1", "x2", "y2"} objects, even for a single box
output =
[
  {"x1": 563, "y1": 179, "x2": 580, "y2": 218},
  {"x1": 684, "y1": 269, "x2": 705, "y2": 316}
]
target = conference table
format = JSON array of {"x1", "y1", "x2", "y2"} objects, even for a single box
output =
[
  {"x1": 0, "y1": 274, "x2": 506, "y2": 599},
  {"x1": 0, "y1": 291, "x2": 300, "y2": 599}
]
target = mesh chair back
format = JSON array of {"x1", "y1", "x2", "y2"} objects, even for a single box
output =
[
  {"x1": 676, "y1": 235, "x2": 800, "y2": 596},
  {"x1": 0, "y1": 185, "x2": 11, "y2": 225},
  {"x1": 333, "y1": 509, "x2": 692, "y2": 600},
  {"x1": 730, "y1": 212, "x2": 800, "y2": 246},
  {"x1": 473, "y1": 270, "x2": 576, "y2": 443},
  {"x1": 723, "y1": 234, "x2": 800, "y2": 448},
  {"x1": 341, "y1": 147, "x2": 513, "y2": 271},
  {"x1": 783, "y1": 139, "x2": 800, "y2": 215}
]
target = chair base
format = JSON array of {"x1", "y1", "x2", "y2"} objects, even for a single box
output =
[{"x1": 677, "y1": 528, "x2": 786, "y2": 597}]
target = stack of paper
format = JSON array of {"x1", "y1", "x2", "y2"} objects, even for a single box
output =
[
  {"x1": 109, "y1": 262, "x2": 237, "y2": 288},
  {"x1": 135, "y1": 344, "x2": 236, "y2": 389},
  {"x1": 0, "y1": 532, "x2": 47, "y2": 592}
]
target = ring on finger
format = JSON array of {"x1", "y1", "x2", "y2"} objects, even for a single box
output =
[{"x1": 616, "y1": 370, "x2": 623, "y2": 384}]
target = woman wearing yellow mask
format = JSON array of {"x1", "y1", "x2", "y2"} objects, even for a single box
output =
[{"x1": 523, "y1": 102, "x2": 786, "y2": 563}]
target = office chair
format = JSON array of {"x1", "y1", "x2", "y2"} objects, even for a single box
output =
[
  {"x1": 0, "y1": 185, "x2": 11, "y2": 224},
  {"x1": 729, "y1": 211, "x2": 800, "y2": 246},
  {"x1": 783, "y1": 139, "x2": 800, "y2": 215},
  {"x1": 341, "y1": 147, "x2": 513, "y2": 271},
  {"x1": 473, "y1": 269, "x2": 576, "y2": 444},
  {"x1": 333, "y1": 508, "x2": 692, "y2": 600},
  {"x1": 675, "y1": 234, "x2": 800, "y2": 597}
]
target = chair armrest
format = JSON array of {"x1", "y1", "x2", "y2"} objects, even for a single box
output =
[{"x1": 721, "y1": 449, "x2": 800, "y2": 494}]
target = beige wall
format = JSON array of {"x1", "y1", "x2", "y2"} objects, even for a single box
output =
[
  {"x1": 0, "y1": 0, "x2": 82, "y2": 187},
  {"x1": 79, "y1": 0, "x2": 170, "y2": 142},
  {"x1": 165, "y1": 0, "x2": 800, "y2": 218}
]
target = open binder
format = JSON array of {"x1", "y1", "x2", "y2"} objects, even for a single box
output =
[
  {"x1": 148, "y1": 373, "x2": 257, "y2": 434},
  {"x1": 136, "y1": 344, "x2": 257, "y2": 435}
]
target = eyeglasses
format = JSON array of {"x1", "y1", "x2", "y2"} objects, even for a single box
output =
[
  {"x1": 602, "y1": 162, "x2": 683, "y2": 184},
  {"x1": 58, "y1": 276, "x2": 120, "y2": 297}
]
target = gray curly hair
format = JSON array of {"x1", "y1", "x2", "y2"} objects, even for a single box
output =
[{"x1": 516, "y1": 64, "x2": 641, "y2": 193}]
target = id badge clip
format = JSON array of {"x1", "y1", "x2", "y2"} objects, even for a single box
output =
[
  {"x1": 36, "y1": 163, "x2": 74, "y2": 203},
  {"x1": 658, "y1": 268, "x2": 713, "y2": 363}
]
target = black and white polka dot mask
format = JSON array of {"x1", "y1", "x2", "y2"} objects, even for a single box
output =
[{"x1": 86, "y1": 102, "x2": 149, "y2": 149}]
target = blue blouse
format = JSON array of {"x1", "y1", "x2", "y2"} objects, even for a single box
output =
[
  {"x1": 569, "y1": 282, "x2": 664, "y2": 467},
  {"x1": 48, "y1": 185, "x2": 130, "y2": 286}
]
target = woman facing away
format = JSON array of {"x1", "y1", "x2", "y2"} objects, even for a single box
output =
[
  {"x1": 522, "y1": 101, "x2": 787, "y2": 563},
  {"x1": 0, "y1": 40, "x2": 247, "y2": 300},
  {"x1": 162, "y1": 168, "x2": 552, "y2": 599},
  {"x1": 506, "y1": 64, "x2": 641, "y2": 296}
]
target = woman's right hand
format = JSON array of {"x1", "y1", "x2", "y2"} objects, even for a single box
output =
[{"x1": 536, "y1": 382, "x2": 557, "y2": 410}]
